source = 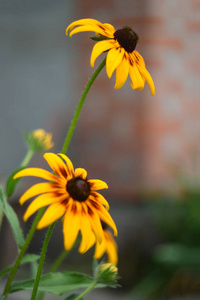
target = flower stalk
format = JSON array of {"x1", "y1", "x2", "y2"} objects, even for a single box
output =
[
  {"x1": 31, "y1": 223, "x2": 55, "y2": 300},
  {"x1": 74, "y1": 280, "x2": 98, "y2": 300},
  {"x1": 61, "y1": 57, "x2": 106, "y2": 154},
  {"x1": 3, "y1": 208, "x2": 45, "y2": 296}
]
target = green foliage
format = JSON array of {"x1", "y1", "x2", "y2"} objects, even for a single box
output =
[
  {"x1": 154, "y1": 244, "x2": 200, "y2": 267},
  {"x1": 0, "y1": 254, "x2": 40, "y2": 278},
  {"x1": 64, "y1": 294, "x2": 83, "y2": 300},
  {"x1": 10, "y1": 272, "x2": 106, "y2": 296},
  {"x1": 5, "y1": 166, "x2": 25, "y2": 198},
  {"x1": 0, "y1": 185, "x2": 24, "y2": 249}
]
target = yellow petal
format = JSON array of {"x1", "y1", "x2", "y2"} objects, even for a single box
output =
[
  {"x1": 63, "y1": 203, "x2": 80, "y2": 251},
  {"x1": 79, "y1": 212, "x2": 94, "y2": 253},
  {"x1": 94, "y1": 238, "x2": 106, "y2": 259},
  {"x1": 106, "y1": 47, "x2": 124, "y2": 78},
  {"x1": 14, "y1": 168, "x2": 57, "y2": 182},
  {"x1": 104, "y1": 230, "x2": 118, "y2": 266},
  {"x1": 58, "y1": 153, "x2": 74, "y2": 176},
  {"x1": 129, "y1": 63, "x2": 145, "y2": 91},
  {"x1": 23, "y1": 193, "x2": 62, "y2": 221},
  {"x1": 43, "y1": 153, "x2": 68, "y2": 178},
  {"x1": 88, "y1": 179, "x2": 108, "y2": 191},
  {"x1": 97, "y1": 206, "x2": 118, "y2": 236},
  {"x1": 91, "y1": 192, "x2": 109, "y2": 210},
  {"x1": 137, "y1": 65, "x2": 155, "y2": 96},
  {"x1": 19, "y1": 182, "x2": 57, "y2": 205},
  {"x1": 74, "y1": 168, "x2": 87, "y2": 179},
  {"x1": 37, "y1": 202, "x2": 66, "y2": 229},
  {"x1": 90, "y1": 40, "x2": 114, "y2": 68},
  {"x1": 114, "y1": 55, "x2": 130, "y2": 89},
  {"x1": 66, "y1": 18, "x2": 114, "y2": 38},
  {"x1": 66, "y1": 18, "x2": 103, "y2": 34},
  {"x1": 79, "y1": 231, "x2": 96, "y2": 254},
  {"x1": 88, "y1": 205, "x2": 104, "y2": 244}
]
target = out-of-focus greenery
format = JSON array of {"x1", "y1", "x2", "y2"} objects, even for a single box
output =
[{"x1": 128, "y1": 186, "x2": 200, "y2": 300}]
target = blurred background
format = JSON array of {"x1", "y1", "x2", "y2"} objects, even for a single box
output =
[{"x1": 1, "y1": 0, "x2": 200, "y2": 299}]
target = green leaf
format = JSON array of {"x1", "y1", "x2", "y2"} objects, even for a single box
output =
[
  {"x1": 10, "y1": 272, "x2": 106, "y2": 296},
  {"x1": 0, "y1": 254, "x2": 40, "y2": 278},
  {"x1": 64, "y1": 294, "x2": 82, "y2": 300},
  {"x1": 0, "y1": 295, "x2": 6, "y2": 300},
  {"x1": 5, "y1": 166, "x2": 25, "y2": 198},
  {"x1": 0, "y1": 186, "x2": 24, "y2": 249}
]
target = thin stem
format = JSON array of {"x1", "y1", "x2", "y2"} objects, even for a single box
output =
[
  {"x1": 61, "y1": 57, "x2": 106, "y2": 154},
  {"x1": 49, "y1": 249, "x2": 69, "y2": 273},
  {"x1": 74, "y1": 280, "x2": 98, "y2": 300},
  {"x1": 21, "y1": 148, "x2": 34, "y2": 167},
  {"x1": 3, "y1": 208, "x2": 45, "y2": 296},
  {"x1": 31, "y1": 223, "x2": 55, "y2": 300}
]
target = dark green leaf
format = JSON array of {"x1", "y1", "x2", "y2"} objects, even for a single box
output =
[
  {"x1": 0, "y1": 186, "x2": 24, "y2": 249},
  {"x1": 5, "y1": 166, "x2": 25, "y2": 198},
  {"x1": 10, "y1": 272, "x2": 106, "y2": 296},
  {"x1": 64, "y1": 294, "x2": 82, "y2": 300},
  {"x1": 0, "y1": 254, "x2": 40, "y2": 277}
]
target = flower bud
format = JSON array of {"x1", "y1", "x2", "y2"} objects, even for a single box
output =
[{"x1": 25, "y1": 129, "x2": 54, "y2": 152}]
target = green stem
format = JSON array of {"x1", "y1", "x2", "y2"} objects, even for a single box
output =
[
  {"x1": 61, "y1": 57, "x2": 106, "y2": 154},
  {"x1": 31, "y1": 223, "x2": 55, "y2": 300},
  {"x1": 74, "y1": 280, "x2": 98, "y2": 300},
  {"x1": 50, "y1": 249, "x2": 69, "y2": 273},
  {"x1": 21, "y1": 148, "x2": 34, "y2": 167},
  {"x1": 3, "y1": 208, "x2": 45, "y2": 296}
]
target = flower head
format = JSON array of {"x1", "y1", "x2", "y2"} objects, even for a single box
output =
[
  {"x1": 66, "y1": 18, "x2": 155, "y2": 96},
  {"x1": 25, "y1": 129, "x2": 54, "y2": 152},
  {"x1": 14, "y1": 153, "x2": 117, "y2": 253},
  {"x1": 94, "y1": 222, "x2": 118, "y2": 266}
]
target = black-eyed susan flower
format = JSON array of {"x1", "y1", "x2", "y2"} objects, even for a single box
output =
[
  {"x1": 66, "y1": 18, "x2": 155, "y2": 96},
  {"x1": 25, "y1": 129, "x2": 54, "y2": 152},
  {"x1": 14, "y1": 153, "x2": 117, "y2": 253},
  {"x1": 94, "y1": 223, "x2": 118, "y2": 266}
]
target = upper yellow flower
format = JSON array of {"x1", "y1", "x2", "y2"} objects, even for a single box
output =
[
  {"x1": 66, "y1": 18, "x2": 155, "y2": 96},
  {"x1": 14, "y1": 153, "x2": 117, "y2": 253}
]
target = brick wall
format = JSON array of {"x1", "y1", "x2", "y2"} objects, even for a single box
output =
[{"x1": 67, "y1": 0, "x2": 200, "y2": 199}]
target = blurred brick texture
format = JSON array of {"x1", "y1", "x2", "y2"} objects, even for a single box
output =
[{"x1": 67, "y1": 0, "x2": 200, "y2": 199}]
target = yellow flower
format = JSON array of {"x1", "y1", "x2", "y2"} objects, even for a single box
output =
[
  {"x1": 94, "y1": 226, "x2": 118, "y2": 266},
  {"x1": 14, "y1": 153, "x2": 117, "y2": 253},
  {"x1": 66, "y1": 18, "x2": 155, "y2": 96}
]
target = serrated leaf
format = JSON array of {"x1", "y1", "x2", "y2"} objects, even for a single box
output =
[
  {"x1": 10, "y1": 272, "x2": 106, "y2": 296},
  {"x1": 0, "y1": 254, "x2": 40, "y2": 278},
  {"x1": 0, "y1": 186, "x2": 24, "y2": 249},
  {"x1": 5, "y1": 166, "x2": 25, "y2": 198}
]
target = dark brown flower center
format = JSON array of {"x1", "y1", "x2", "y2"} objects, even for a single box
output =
[
  {"x1": 67, "y1": 177, "x2": 91, "y2": 202},
  {"x1": 114, "y1": 26, "x2": 139, "y2": 53}
]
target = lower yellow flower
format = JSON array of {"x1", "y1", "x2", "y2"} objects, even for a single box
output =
[
  {"x1": 14, "y1": 153, "x2": 117, "y2": 253},
  {"x1": 94, "y1": 225, "x2": 118, "y2": 266}
]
